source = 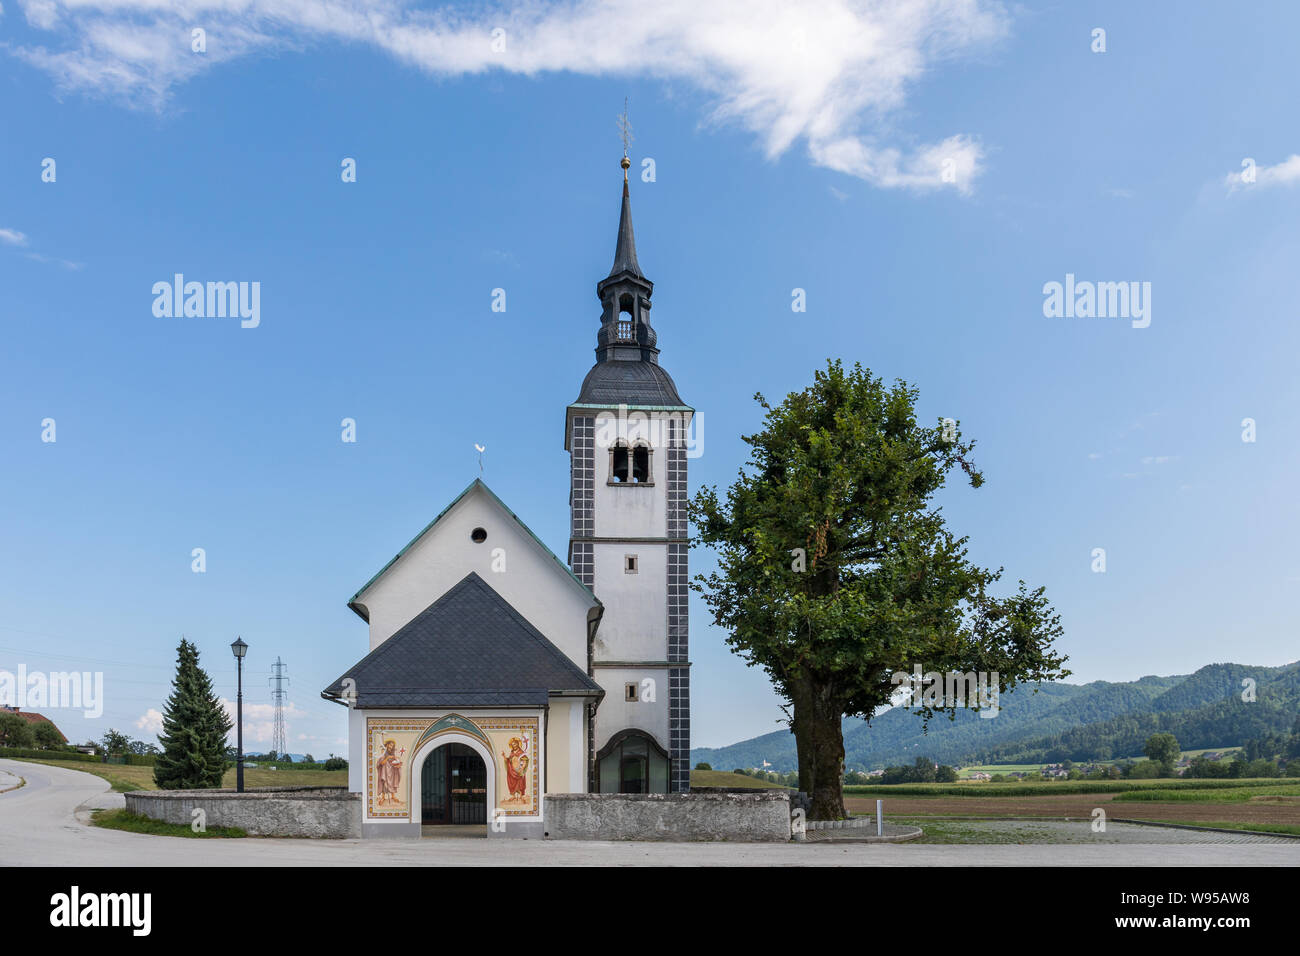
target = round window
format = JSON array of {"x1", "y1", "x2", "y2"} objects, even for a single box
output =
[{"x1": 471, "y1": 527, "x2": 487, "y2": 543}]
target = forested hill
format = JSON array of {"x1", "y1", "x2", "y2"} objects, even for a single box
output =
[{"x1": 689, "y1": 662, "x2": 1300, "y2": 772}]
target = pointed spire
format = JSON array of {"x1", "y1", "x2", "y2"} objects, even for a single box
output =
[{"x1": 609, "y1": 162, "x2": 643, "y2": 279}]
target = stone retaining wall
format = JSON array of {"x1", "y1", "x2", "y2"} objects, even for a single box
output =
[
  {"x1": 125, "y1": 786, "x2": 361, "y2": 838},
  {"x1": 544, "y1": 791, "x2": 791, "y2": 842}
]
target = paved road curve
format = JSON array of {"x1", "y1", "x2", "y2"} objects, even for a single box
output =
[{"x1": 2, "y1": 759, "x2": 1297, "y2": 867}]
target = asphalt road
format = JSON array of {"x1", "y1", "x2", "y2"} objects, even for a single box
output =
[{"x1": 2, "y1": 758, "x2": 1297, "y2": 867}]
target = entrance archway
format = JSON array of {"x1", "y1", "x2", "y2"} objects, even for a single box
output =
[
  {"x1": 420, "y1": 743, "x2": 487, "y2": 824},
  {"x1": 409, "y1": 731, "x2": 497, "y2": 832}
]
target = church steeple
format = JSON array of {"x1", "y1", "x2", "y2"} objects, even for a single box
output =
[
  {"x1": 565, "y1": 122, "x2": 694, "y2": 796},
  {"x1": 573, "y1": 148, "x2": 686, "y2": 408},
  {"x1": 608, "y1": 158, "x2": 643, "y2": 280},
  {"x1": 594, "y1": 164, "x2": 658, "y2": 366}
]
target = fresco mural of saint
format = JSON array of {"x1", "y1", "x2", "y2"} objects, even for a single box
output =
[
  {"x1": 376, "y1": 738, "x2": 403, "y2": 806},
  {"x1": 500, "y1": 735, "x2": 529, "y2": 805}
]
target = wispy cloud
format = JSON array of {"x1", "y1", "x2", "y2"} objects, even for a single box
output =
[
  {"x1": 25, "y1": 251, "x2": 83, "y2": 269},
  {"x1": 7, "y1": 0, "x2": 1009, "y2": 193},
  {"x1": 0, "y1": 227, "x2": 28, "y2": 246},
  {"x1": 1225, "y1": 154, "x2": 1300, "y2": 193}
]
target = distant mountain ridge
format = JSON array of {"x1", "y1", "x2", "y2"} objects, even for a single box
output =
[{"x1": 690, "y1": 662, "x2": 1300, "y2": 772}]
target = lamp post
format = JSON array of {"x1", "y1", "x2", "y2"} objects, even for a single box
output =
[{"x1": 231, "y1": 637, "x2": 248, "y2": 793}]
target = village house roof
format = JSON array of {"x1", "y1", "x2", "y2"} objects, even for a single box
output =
[
  {"x1": 0, "y1": 706, "x2": 67, "y2": 743},
  {"x1": 323, "y1": 572, "x2": 604, "y2": 709}
]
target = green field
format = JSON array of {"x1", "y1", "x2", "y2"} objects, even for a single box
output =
[
  {"x1": 9, "y1": 757, "x2": 347, "y2": 792},
  {"x1": 957, "y1": 747, "x2": 1245, "y2": 778},
  {"x1": 690, "y1": 770, "x2": 791, "y2": 789},
  {"x1": 1112, "y1": 783, "x2": 1300, "y2": 803},
  {"x1": 846, "y1": 777, "x2": 1289, "y2": 798}
]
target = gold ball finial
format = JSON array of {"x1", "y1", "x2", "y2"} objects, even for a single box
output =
[{"x1": 620, "y1": 156, "x2": 631, "y2": 171}]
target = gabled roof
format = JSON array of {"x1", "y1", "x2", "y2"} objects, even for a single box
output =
[
  {"x1": 347, "y1": 478, "x2": 597, "y2": 622},
  {"x1": 0, "y1": 706, "x2": 66, "y2": 743},
  {"x1": 323, "y1": 572, "x2": 603, "y2": 708}
]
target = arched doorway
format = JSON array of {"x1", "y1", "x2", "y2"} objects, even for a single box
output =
[
  {"x1": 419, "y1": 742, "x2": 488, "y2": 825},
  {"x1": 596, "y1": 729, "x2": 671, "y2": 793}
]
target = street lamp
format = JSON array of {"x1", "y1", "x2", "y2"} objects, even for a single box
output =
[{"x1": 230, "y1": 637, "x2": 248, "y2": 793}]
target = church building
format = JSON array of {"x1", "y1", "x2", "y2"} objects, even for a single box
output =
[{"x1": 323, "y1": 158, "x2": 693, "y2": 838}]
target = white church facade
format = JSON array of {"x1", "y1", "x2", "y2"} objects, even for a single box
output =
[{"x1": 323, "y1": 160, "x2": 693, "y2": 838}]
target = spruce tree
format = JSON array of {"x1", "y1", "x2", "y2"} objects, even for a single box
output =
[{"x1": 153, "y1": 638, "x2": 233, "y2": 789}]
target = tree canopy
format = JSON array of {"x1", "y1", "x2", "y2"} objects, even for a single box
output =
[{"x1": 690, "y1": 361, "x2": 1069, "y2": 818}]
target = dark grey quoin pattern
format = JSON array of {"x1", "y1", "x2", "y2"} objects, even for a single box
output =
[{"x1": 667, "y1": 416, "x2": 690, "y2": 793}]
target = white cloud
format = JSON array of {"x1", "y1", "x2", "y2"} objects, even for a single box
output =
[
  {"x1": 9, "y1": 0, "x2": 1008, "y2": 192},
  {"x1": 1225, "y1": 155, "x2": 1300, "y2": 193},
  {"x1": 135, "y1": 707, "x2": 164, "y2": 736},
  {"x1": 0, "y1": 227, "x2": 28, "y2": 246},
  {"x1": 218, "y1": 697, "x2": 308, "y2": 744}
]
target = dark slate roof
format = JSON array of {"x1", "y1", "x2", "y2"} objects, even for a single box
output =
[
  {"x1": 323, "y1": 572, "x2": 602, "y2": 708},
  {"x1": 574, "y1": 360, "x2": 687, "y2": 407},
  {"x1": 608, "y1": 179, "x2": 642, "y2": 279}
]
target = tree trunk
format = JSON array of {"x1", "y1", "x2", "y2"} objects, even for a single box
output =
[
  {"x1": 806, "y1": 684, "x2": 847, "y2": 821},
  {"x1": 790, "y1": 680, "x2": 815, "y2": 796}
]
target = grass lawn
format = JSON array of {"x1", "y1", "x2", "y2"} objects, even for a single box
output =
[
  {"x1": 92, "y1": 808, "x2": 247, "y2": 838},
  {"x1": 691, "y1": 770, "x2": 791, "y2": 789},
  {"x1": 9, "y1": 756, "x2": 347, "y2": 792}
]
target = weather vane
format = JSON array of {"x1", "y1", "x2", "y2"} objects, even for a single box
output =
[{"x1": 617, "y1": 97, "x2": 633, "y2": 179}]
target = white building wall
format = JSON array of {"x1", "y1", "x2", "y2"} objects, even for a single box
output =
[
  {"x1": 353, "y1": 486, "x2": 594, "y2": 669},
  {"x1": 590, "y1": 542, "x2": 667, "y2": 662},
  {"x1": 591, "y1": 666, "x2": 670, "y2": 752}
]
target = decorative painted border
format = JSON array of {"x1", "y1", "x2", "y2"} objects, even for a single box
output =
[{"x1": 364, "y1": 714, "x2": 542, "y2": 820}]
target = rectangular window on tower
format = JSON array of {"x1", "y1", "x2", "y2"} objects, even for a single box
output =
[{"x1": 625, "y1": 554, "x2": 638, "y2": 573}]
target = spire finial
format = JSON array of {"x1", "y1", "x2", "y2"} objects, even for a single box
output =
[{"x1": 617, "y1": 97, "x2": 633, "y2": 184}]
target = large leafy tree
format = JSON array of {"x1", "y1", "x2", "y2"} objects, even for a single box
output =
[
  {"x1": 154, "y1": 638, "x2": 232, "y2": 789},
  {"x1": 1144, "y1": 732, "x2": 1180, "y2": 774},
  {"x1": 0, "y1": 713, "x2": 35, "y2": 748},
  {"x1": 690, "y1": 361, "x2": 1070, "y2": 819},
  {"x1": 100, "y1": 728, "x2": 132, "y2": 754}
]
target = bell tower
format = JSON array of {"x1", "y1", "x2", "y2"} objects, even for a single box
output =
[{"x1": 565, "y1": 153, "x2": 692, "y2": 794}]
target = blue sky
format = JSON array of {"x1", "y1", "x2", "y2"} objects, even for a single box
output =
[{"x1": 2, "y1": 1, "x2": 1298, "y2": 753}]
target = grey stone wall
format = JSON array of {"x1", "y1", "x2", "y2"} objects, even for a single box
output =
[
  {"x1": 125, "y1": 787, "x2": 361, "y2": 838},
  {"x1": 545, "y1": 791, "x2": 790, "y2": 842}
]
